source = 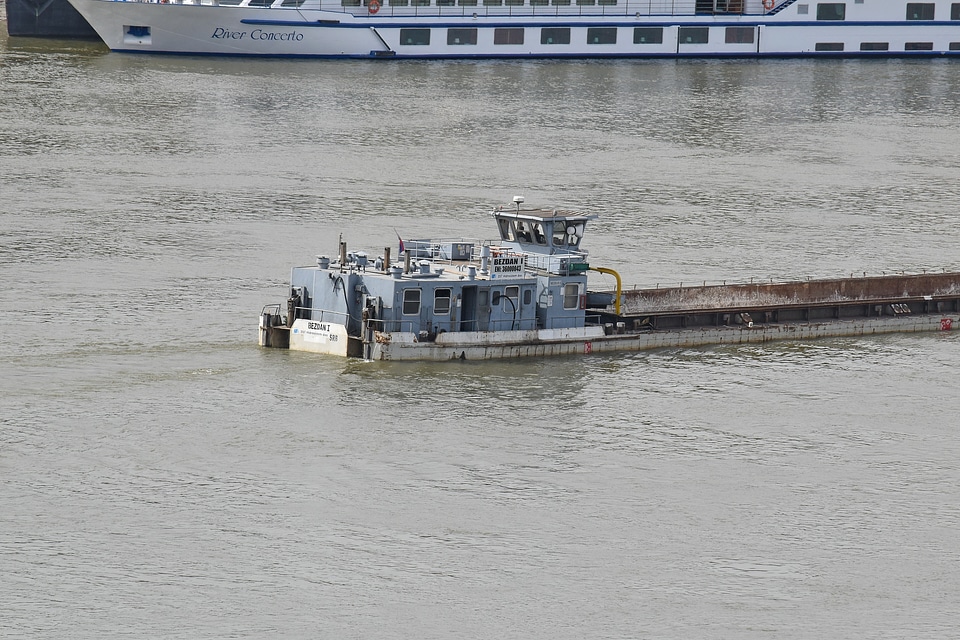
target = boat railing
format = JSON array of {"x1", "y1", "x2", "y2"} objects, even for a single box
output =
[
  {"x1": 130, "y1": 0, "x2": 778, "y2": 17},
  {"x1": 295, "y1": 307, "x2": 350, "y2": 325},
  {"x1": 320, "y1": 0, "x2": 764, "y2": 17}
]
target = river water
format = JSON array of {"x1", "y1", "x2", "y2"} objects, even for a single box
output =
[{"x1": 3, "y1": 27, "x2": 960, "y2": 638}]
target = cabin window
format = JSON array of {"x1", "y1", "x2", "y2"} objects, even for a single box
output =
[
  {"x1": 634, "y1": 27, "x2": 663, "y2": 44},
  {"x1": 505, "y1": 0, "x2": 524, "y2": 5},
  {"x1": 951, "y1": 42, "x2": 960, "y2": 50},
  {"x1": 448, "y1": 28, "x2": 478, "y2": 45},
  {"x1": 552, "y1": 224, "x2": 567, "y2": 246},
  {"x1": 679, "y1": 27, "x2": 709, "y2": 44},
  {"x1": 340, "y1": 0, "x2": 361, "y2": 5},
  {"x1": 905, "y1": 42, "x2": 934, "y2": 50},
  {"x1": 514, "y1": 221, "x2": 533, "y2": 242},
  {"x1": 953, "y1": 3, "x2": 960, "y2": 19},
  {"x1": 532, "y1": 223, "x2": 547, "y2": 244},
  {"x1": 504, "y1": 286, "x2": 520, "y2": 309},
  {"x1": 411, "y1": 0, "x2": 430, "y2": 4},
  {"x1": 523, "y1": 289, "x2": 533, "y2": 305},
  {"x1": 434, "y1": 288, "x2": 451, "y2": 315},
  {"x1": 540, "y1": 27, "x2": 570, "y2": 44},
  {"x1": 796, "y1": 3, "x2": 808, "y2": 13},
  {"x1": 563, "y1": 283, "x2": 580, "y2": 310},
  {"x1": 402, "y1": 289, "x2": 421, "y2": 315},
  {"x1": 495, "y1": 28, "x2": 525, "y2": 44},
  {"x1": 577, "y1": 0, "x2": 596, "y2": 5},
  {"x1": 725, "y1": 26, "x2": 754, "y2": 43},
  {"x1": 400, "y1": 29, "x2": 431, "y2": 45},
  {"x1": 458, "y1": 0, "x2": 478, "y2": 5},
  {"x1": 587, "y1": 27, "x2": 617, "y2": 44},
  {"x1": 531, "y1": 0, "x2": 549, "y2": 5},
  {"x1": 498, "y1": 217, "x2": 515, "y2": 240},
  {"x1": 815, "y1": 42, "x2": 844, "y2": 50},
  {"x1": 483, "y1": 0, "x2": 502, "y2": 5},
  {"x1": 552, "y1": 0, "x2": 571, "y2": 4},
  {"x1": 906, "y1": 3, "x2": 934, "y2": 19},
  {"x1": 598, "y1": 0, "x2": 617, "y2": 5},
  {"x1": 860, "y1": 42, "x2": 889, "y2": 50},
  {"x1": 816, "y1": 3, "x2": 845, "y2": 19},
  {"x1": 389, "y1": 0, "x2": 409, "y2": 5},
  {"x1": 437, "y1": 0, "x2": 455, "y2": 5},
  {"x1": 541, "y1": 28, "x2": 571, "y2": 44}
]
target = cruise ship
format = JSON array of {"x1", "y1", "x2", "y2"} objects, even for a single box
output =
[{"x1": 66, "y1": 0, "x2": 960, "y2": 58}]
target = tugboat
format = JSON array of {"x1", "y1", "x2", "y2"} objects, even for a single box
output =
[{"x1": 259, "y1": 198, "x2": 960, "y2": 361}]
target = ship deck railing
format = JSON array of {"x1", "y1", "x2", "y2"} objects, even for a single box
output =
[
  {"x1": 362, "y1": 313, "x2": 603, "y2": 334},
  {"x1": 404, "y1": 238, "x2": 591, "y2": 277},
  {"x1": 126, "y1": 0, "x2": 778, "y2": 19}
]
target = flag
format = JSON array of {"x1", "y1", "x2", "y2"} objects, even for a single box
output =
[{"x1": 396, "y1": 230, "x2": 405, "y2": 254}]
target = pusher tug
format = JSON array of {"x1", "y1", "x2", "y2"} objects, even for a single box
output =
[{"x1": 259, "y1": 198, "x2": 959, "y2": 361}]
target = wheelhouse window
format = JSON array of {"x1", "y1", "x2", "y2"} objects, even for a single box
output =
[
  {"x1": 400, "y1": 29, "x2": 431, "y2": 45},
  {"x1": 587, "y1": 27, "x2": 617, "y2": 44},
  {"x1": 541, "y1": 27, "x2": 571, "y2": 44},
  {"x1": 634, "y1": 27, "x2": 663, "y2": 44},
  {"x1": 815, "y1": 42, "x2": 844, "y2": 50},
  {"x1": 494, "y1": 28, "x2": 524, "y2": 44},
  {"x1": 402, "y1": 289, "x2": 421, "y2": 315},
  {"x1": 906, "y1": 3, "x2": 934, "y2": 19},
  {"x1": 447, "y1": 28, "x2": 478, "y2": 45},
  {"x1": 679, "y1": 27, "x2": 709, "y2": 44},
  {"x1": 860, "y1": 42, "x2": 889, "y2": 50},
  {"x1": 563, "y1": 283, "x2": 580, "y2": 310},
  {"x1": 725, "y1": 26, "x2": 754, "y2": 43},
  {"x1": 816, "y1": 2, "x2": 845, "y2": 19},
  {"x1": 434, "y1": 288, "x2": 451, "y2": 315}
]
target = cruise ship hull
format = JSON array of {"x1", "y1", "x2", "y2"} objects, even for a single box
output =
[{"x1": 67, "y1": 0, "x2": 960, "y2": 58}]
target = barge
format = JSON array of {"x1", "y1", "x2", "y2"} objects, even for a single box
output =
[{"x1": 259, "y1": 199, "x2": 959, "y2": 361}]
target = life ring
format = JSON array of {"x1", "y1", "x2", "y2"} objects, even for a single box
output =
[
  {"x1": 368, "y1": 0, "x2": 380, "y2": 13},
  {"x1": 762, "y1": 0, "x2": 774, "y2": 9}
]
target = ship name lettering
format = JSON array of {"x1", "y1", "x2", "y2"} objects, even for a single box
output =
[
  {"x1": 250, "y1": 29, "x2": 305, "y2": 42},
  {"x1": 211, "y1": 27, "x2": 246, "y2": 39},
  {"x1": 307, "y1": 322, "x2": 330, "y2": 331}
]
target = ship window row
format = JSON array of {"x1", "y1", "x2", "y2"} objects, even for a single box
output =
[
  {"x1": 816, "y1": 41, "x2": 948, "y2": 50},
  {"x1": 400, "y1": 26, "x2": 762, "y2": 45},
  {"x1": 345, "y1": 0, "x2": 960, "y2": 13},
  {"x1": 346, "y1": 0, "x2": 619, "y2": 5},
  {"x1": 813, "y1": 2, "x2": 960, "y2": 19}
]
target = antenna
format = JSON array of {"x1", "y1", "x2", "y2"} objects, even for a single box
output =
[{"x1": 513, "y1": 195, "x2": 524, "y2": 213}]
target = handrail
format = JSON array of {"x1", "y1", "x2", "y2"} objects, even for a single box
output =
[{"x1": 589, "y1": 266, "x2": 621, "y2": 315}]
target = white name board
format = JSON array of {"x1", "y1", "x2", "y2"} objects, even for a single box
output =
[{"x1": 492, "y1": 255, "x2": 524, "y2": 278}]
